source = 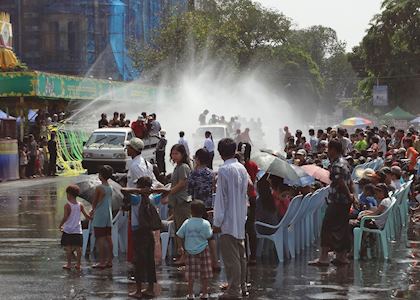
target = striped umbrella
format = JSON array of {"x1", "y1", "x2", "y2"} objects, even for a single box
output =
[{"x1": 340, "y1": 117, "x2": 373, "y2": 127}]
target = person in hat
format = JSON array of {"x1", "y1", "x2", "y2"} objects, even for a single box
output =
[
  {"x1": 126, "y1": 138, "x2": 158, "y2": 189},
  {"x1": 131, "y1": 116, "x2": 148, "y2": 139},
  {"x1": 295, "y1": 149, "x2": 307, "y2": 166},
  {"x1": 156, "y1": 130, "x2": 167, "y2": 175}
]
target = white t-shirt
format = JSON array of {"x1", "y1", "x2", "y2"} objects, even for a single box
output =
[
  {"x1": 374, "y1": 197, "x2": 392, "y2": 229},
  {"x1": 204, "y1": 138, "x2": 215, "y2": 153}
]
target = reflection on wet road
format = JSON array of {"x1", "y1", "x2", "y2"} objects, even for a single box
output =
[{"x1": 0, "y1": 176, "x2": 419, "y2": 299}]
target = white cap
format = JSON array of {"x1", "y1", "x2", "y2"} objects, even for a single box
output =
[{"x1": 127, "y1": 137, "x2": 144, "y2": 152}]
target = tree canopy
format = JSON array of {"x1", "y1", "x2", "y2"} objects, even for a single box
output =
[
  {"x1": 349, "y1": 0, "x2": 420, "y2": 111},
  {"x1": 129, "y1": 0, "x2": 358, "y2": 109}
]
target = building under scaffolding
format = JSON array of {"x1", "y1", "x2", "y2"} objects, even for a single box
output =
[{"x1": 0, "y1": 0, "x2": 190, "y2": 81}]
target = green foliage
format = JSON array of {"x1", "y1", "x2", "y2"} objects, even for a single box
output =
[
  {"x1": 349, "y1": 0, "x2": 420, "y2": 111},
  {"x1": 129, "y1": 0, "x2": 358, "y2": 107}
]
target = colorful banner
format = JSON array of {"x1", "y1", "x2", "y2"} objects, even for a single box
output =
[{"x1": 0, "y1": 71, "x2": 157, "y2": 101}]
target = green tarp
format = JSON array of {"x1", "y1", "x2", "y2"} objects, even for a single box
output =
[
  {"x1": 0, "y1": 71, "x2": 157, "y2": 101},
  {"x1": 384, "y1": 106, "x2": 415, "y2": 120}
]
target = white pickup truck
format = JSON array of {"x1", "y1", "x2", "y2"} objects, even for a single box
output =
[{"x1": 82, "y1": 128, "x2": 157, "y2": 174}]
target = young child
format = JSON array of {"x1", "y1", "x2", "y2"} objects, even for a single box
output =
[
  {"x1": 59, "y1": 185, "x2": 90, "y2": 270},
  {"x1": 177, "y1": 200, "x2": 213, "y2": 300},
  {"x1": 121, "y1": 176, "x2": 166, "y2": 299}
]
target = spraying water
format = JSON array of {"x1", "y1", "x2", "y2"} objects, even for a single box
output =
[{"x1": 68, "y1": 59, "x2": 304, "y2": 157}]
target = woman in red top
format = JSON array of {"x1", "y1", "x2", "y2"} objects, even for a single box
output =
[
  {"x1": 268, "y1": 175, "x2": 294, "y2": 219},
  {"x1": 404, "y1": 138, "x2": 419, "y2": 172}
]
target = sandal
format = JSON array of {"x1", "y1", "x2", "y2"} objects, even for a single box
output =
[
  {"x1": 199, "y1": 293, "x2": 209, "y2": 299},
  {"x1": 186, "y1": 295, "x2": 195, "y2": 300},
  {"x1": 141, "y1": 289, "x2": 155, "y2": 298},
  {"x1": 62, "y1": 264, "x2": 71, "y2": 270},
  {"x1": 308, "y1": 259, "x2": 330, "y2": 267},
  {"x1": 74, "y1": 264, "x2": 81, "y2": 271}
]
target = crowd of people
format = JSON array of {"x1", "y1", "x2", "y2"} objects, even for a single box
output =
[
  {"x1": 58, "y1": 116, "x2": 420, "y2": 299},
  {"x1": 18, "y1": 109, "x2": 61, "y2": 179},
  {"x1": 98, "y1": 111, "x2": 162, "y2": 139}
]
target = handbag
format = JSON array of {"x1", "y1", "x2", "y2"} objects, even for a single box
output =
[{"x1": 138, "y1": 196, "x2": 163, "y2": 231}]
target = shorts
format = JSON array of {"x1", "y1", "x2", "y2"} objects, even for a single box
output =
[
  {"x1": 186, "y1": 247, "x2": 213, "y2": 280},
  {"x1": 61, "y1": 232, "x2": 83, "y2": 247},
  {"x1": 94, "y1": 227, "x2": 111, "y2": 238}
]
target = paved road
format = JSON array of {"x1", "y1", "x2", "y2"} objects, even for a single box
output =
[{"x1": 0, "y1": 176, "x2": 419, "y2": 299}]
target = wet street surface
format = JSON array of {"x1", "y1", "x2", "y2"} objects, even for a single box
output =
[{"x1": 0, "y1": 176, "x2": 420, "y2": 299}]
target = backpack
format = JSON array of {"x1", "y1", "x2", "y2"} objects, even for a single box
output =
[{"x1": 138, "y1": 196, "x2": 163, "y2": 231}]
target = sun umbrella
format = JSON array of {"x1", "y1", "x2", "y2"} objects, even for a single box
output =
[
  {"x1": 301, "y1": 164, "x2": 331, "y2": 185},
  {"x1": 283, "y1": 164, "x2": 315, "y2": 187},
  {"x1": 252, "y1": 152, "x2": 299, "y2": 181},
  {"x1": 77, "y1": 177, "x2": 124, "y2": 211},
  {"x1": 340, "y1": 117, "x2": 372, "y2": 127},
  {"x1": 259, "y1": 148, "x2": 286, "y2": 160}
]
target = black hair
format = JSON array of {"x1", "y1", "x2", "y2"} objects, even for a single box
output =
[
  {"x1": 179, "y1": 131, "x2": 185, "y2": 137},
  {"x1": 257, "y1": 174, "x2": 275, "y2": 212},
  {"x1": 328, "y1": 138, "x2": 343, "y2": 155},
  {"x1": 191, "y1": 200, "x2": 206, "y2": 217},
  {"x1": 98, "y1": 165, "x2": 114, "y2": 180},
  {"x1": 403, "y1": 138, "x2": 413, "y2": 147},
  {"x1": 205, "y1": 131, "x2": 212, "y2": 140},
  {"x1": 363, "y1": 183, "x2": 375, "y2": 196},
  {"x1": 237, "y1": 142, "x2": 251, "y2": 161},
  {"x1": 309, "y1": 129, "x2": 315, "y2": 135},
  {"x1": 218, "y1": 138, "x2": 237, "y2": 158},
  {"x1": 194, "y1": 148, "x2": 210, "y2": 165},
  {"x1": 113, "y1": 112, "x2": 119, "y2": 116},
  {"x1": 170, "y1": 144, "x2": 190, "y2": 166},
  {"x1": 136, "y1": 176, "x2": 153, "y2": 188}
]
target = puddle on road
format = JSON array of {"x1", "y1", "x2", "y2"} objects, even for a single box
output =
[{"x1": 0, "y1": 177, "x2": 419, "y2": 299}]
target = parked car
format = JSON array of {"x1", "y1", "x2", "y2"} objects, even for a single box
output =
[{"x1": 82, "y1": 128, "x2": 157, "y2": 174}]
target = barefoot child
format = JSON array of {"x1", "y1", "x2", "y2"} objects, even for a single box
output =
[
  {"x1": 177, "y1": 200, "x2": 213, "y2": 299},
  {"x1": 59, "y1": 185, "x2": 90, "y2": 270}
]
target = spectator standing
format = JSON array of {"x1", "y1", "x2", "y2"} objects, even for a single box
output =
[
  {"x1": 178, "y1": 131, "x2": 190, "y2": 157},
  {"x1": 118, "y1": 113, "x2": 126, "y2": 127},
  {"x1": 309, "y1": 129, "x2": 318, "y2": 155},
  {"x1": 156, "y1": 130, "x2": 167, "y2": 175},
  {"x1": 309, "y1": 139, "x2": 353, "y2": 267},
  {"x1": 199, "y1": 109, "x2": 209, "y2": 125},
  {"x1": 149, "y1": 113, "x2": 161, "y2": 136},
  {"x1": 203, "y1": 131, "x2": 215, "y2": 169},
  {"x1": 213, "y1": 138, "x2": 249, "y2": 299},
  {"x1": 27, "y1": 134, "x2": 37, "y2": 177},
  {"x1": 177, "y1": 200, "x2": 213, "y2": 300},
  {"x1": 108, "y1": 112, "x2": 119, "y2": 127},
  {"x1": 48, "y1": 132, "x2": 57, "y2": 176},
  {"x1": 131, "y1": 117, "x2": 148, "y2": 139},
  {"x1": 98, "y1": 113, "x2": 108, "y2": 128}
]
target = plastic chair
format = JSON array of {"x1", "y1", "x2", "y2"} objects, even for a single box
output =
[
  {"x1": 255, "y1": 195, "x2": 303, "y2": 262},
  {"x1": 353, "y1": 197, "x2": 396, "y2": 260},
  {"x1": 288, "y1": 193, "x2": 313, "y2": 255},
  {"x1": 303, "y1": 187, "x2": 330, "y2": 247}
]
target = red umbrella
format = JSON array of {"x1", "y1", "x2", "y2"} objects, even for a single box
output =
[{"x1": 301, "y1": 164, "x2": 331, "y2": 185}]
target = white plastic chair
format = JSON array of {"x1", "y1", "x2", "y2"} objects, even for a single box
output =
[
  {"x1": 255, "y1": 195, "x2": 303, "y2": 262},
  {"x1": 287, "y1": 193, "x2": 313, "y2": 255}
]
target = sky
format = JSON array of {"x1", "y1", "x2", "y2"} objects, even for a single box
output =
[{"x1": 254, "y1": 0, "x2": 383, "y2": 51}]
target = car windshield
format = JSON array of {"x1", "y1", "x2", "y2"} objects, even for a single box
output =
[
  {"x1": 196, "y1": 127, "x2": 226, "y2": 140},
  {"x1": 85, "y1": 132, "x2": 126, "y2": 148}
]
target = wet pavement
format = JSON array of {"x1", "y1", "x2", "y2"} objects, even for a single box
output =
[{"x1": 0, "y1": 176, "x2": 420, "y2": 299}]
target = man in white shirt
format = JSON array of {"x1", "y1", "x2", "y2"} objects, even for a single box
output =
[
  {"x1": 213, "y1": 138, "x2": 249, "y2": 299},
  {"x1": 308, "y1": 128, "x2": 318, "y2": 155},
  {"x1": 126, "y1": 137, "x2": 158, "y2": 188},
  {"x1": 178, "y1": 131, "x2": 190, "y2": 157},
  {"x1": 203, "y1": 131, "x2": 215, "y2": 169}
]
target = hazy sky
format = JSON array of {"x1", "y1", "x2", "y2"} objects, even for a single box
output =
[{"x1": 254, "y1": 0, "x2": 383, "y2": 51}]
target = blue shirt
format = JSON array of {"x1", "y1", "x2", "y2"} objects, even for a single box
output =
[
  {"x1": 176, "y1": 217, "x2": 212, "y2": 255},
  {"x1": 359, "y1": 194, "x2": 377, "y2": 209}
]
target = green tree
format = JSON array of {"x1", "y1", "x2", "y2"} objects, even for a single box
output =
[{"x1": 349, "y1": 0, "x2": 420, "y2": 111}]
